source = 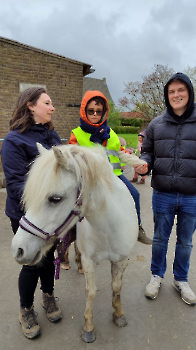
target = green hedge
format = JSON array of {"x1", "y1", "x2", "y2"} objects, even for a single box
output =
[
  {"x1": 121, "y1": 118, "x2": 143, "y2": 127},
  {"x1": 112, "y1": 126, "x2": 139, "y2": 134}
]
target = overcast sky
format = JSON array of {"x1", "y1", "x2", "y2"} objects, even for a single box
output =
[{"x1": 1, "y1": 0, "x2": 196, "y2": 105}]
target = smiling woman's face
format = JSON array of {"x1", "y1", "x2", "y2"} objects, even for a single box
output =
[{"x1": 28, "y1": 93, "x2": 55, "y2": 124}]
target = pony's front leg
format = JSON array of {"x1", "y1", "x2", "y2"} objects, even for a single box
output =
[
  {"x1": 111, "y1": 258, "x2": 129, "y2": 327},
  {"x1": 81, "y1": 258, "x2": 96, "y2": 343}
]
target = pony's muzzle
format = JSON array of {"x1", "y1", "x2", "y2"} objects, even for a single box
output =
[
  {"x1": 11, "y1": 231, "x2": 42, "y2": 265},
  {"x1": 12, "y1": 245, "x2": 41, "y2": 265},
  {"x1": 16, "y1": 247, "x2": 24, "y2": 261},
  {"x1": 12, "y1": 245, "x2": 27, "y2": 264}
]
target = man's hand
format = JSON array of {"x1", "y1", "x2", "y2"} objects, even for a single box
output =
[{"x1": 133, "y1": 163, "x2": 148, "y2": 174}]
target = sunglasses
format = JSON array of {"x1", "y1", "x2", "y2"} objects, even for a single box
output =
[{"x1": 87, "y1": 109, "x2": 103, "y2": 116}]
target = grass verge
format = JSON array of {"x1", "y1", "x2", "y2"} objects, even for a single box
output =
[{"x1": 117, "y1": 133, "x2": 138, "y2": 149}]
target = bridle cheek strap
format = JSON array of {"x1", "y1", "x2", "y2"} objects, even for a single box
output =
[
  {"x1": 19, "y1": 209, "x2": 83, "y2": 243},
  {"x1": 19, "y1": 192, "x2": 83, "y2": 242},
  {"x1": 19, "y1": 216, "x2": 51, "y2": 240}
]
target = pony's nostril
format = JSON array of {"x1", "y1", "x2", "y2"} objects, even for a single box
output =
[{"x1": 17, "y1": 248, "x2": 24, "y2": 259}]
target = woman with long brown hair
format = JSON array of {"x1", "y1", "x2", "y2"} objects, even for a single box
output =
[{"x1": 1, "y1": 87, "x2": 62, "y2": 339}]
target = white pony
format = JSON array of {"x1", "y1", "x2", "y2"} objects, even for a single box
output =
[{"x1": 12, "y1": 144, "x2": 146, "y2": 343}]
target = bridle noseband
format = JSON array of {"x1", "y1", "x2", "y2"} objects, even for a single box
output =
[{"x1": 19, "y1": 190, "x2": 83, "y2": 243}]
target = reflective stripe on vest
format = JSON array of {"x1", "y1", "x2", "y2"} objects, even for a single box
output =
[
  {"x1": 106, "y1": 150, "x2": 122, "y2": 170},
  {"x1": 72, "y1": 127, "x2": 122, "y2": 176},
  {"x1": 112, "y1": 163, "x2": 122, "y2": 170},
  {"x1": 106, "y1": 149, "x2": 119, "y2": 157}
]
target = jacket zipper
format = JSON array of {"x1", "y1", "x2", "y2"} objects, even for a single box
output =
[{"x1": 173, "y1": 124, "x2": 181, "y2": 189}]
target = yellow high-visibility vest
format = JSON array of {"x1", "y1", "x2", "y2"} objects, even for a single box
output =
[{"x1": 72, "y1": 127, "x2": 122, "y2": 176}]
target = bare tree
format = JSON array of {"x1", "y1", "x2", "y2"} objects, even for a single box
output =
[
  {"x1": 184, "y1": 66, "x2": 196, "y2": 97},
  {"x1": 119, "y1": 64, "x2": 175, "y2": 119}
]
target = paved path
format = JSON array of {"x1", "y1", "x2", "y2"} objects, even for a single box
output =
[{"x1": 0, "y1": 170, "x2": 196, "y2": 350}]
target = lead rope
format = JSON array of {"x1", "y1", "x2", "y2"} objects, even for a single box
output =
[
  {"x1": 54, "y1": 231, "x2": 71, "y2": 280},
  {"x1": 54, "y1": 188, "x2": 83, "y2": 279}
]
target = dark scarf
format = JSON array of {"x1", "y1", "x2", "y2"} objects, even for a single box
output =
[{"x1": 80, "y1": 118, "x2": 110, "y2": 144}]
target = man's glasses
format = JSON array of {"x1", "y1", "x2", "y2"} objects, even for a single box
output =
[{"x1": 87, "y1": 109, "x2": 103, "y2": 116}]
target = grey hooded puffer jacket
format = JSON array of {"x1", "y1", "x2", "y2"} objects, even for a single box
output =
[{"x1": 140, "y1": 73, "x2": 196, "y2": 195}]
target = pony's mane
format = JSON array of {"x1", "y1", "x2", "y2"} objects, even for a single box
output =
[{"x1": 23, "y1": 144, "x2": 114, "y2": 214}]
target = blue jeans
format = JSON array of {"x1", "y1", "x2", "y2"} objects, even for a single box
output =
[
  {"x1": 151, "y1": 190, "x2": 196, "y2": 281},
  {"x1": 118, "y1": 174, "x2": 141, "y2": 224}
]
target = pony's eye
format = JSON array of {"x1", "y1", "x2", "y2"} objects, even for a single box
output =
[{"x1": 48, "y1": 196, "x2": 63, "y2": 204}]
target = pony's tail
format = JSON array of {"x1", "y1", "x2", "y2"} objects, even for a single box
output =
[{"x1": 118, "y1": 151, "x2": 146, "y2": 166}]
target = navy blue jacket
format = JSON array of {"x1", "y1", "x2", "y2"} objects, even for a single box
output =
[{"x1": 1, "y1": 123, "x2": 61, "y2": 220}]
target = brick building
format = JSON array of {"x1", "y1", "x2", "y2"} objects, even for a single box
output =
[{"x1": 0, "y1": 36, "x2": 92, "y2": 154}]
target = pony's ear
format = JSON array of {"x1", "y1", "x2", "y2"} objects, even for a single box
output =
[
  {"x1": 37, "y1": 143, "x2": 48, "y2": 155},
  {"x1": 53, "y1": 146, "x2": 66, "y2": 167}
]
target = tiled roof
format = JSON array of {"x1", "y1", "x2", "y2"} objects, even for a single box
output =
[
  {"x1": 83, "y1": 77, "x2": 113, "y2": 102},
  {"x1": 121, "y1": 111, "x2": 145, "y2": 119}
]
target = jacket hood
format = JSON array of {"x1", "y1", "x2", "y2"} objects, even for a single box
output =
[
  {"x1": 164, "y1": 72, "x2": 195, "y2": 119},
  {"x1": 80, "y1": 90, "x2": 109, "y2": 126},
  {"x1": 138, "y1": 131, "x2": 146, "y2": 137}
]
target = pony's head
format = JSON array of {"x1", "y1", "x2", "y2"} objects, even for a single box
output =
[{"x1": 11, "y1": 144, "x2": 113, "y2": 265}]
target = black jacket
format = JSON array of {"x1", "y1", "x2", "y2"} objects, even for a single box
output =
[
  {"x1": 141, "y1": 105, "x2": 196, "y2": 195},
  {"x1": 1, "y1": 123, "x2": 61, "y2": 220},
  {"x1": 141, "y1": 72, "x2": 196, "y2": 195}
]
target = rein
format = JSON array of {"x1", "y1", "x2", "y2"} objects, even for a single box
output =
[{"x1": 19, "y1": 190, "x2": 83, "y2": 243}]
